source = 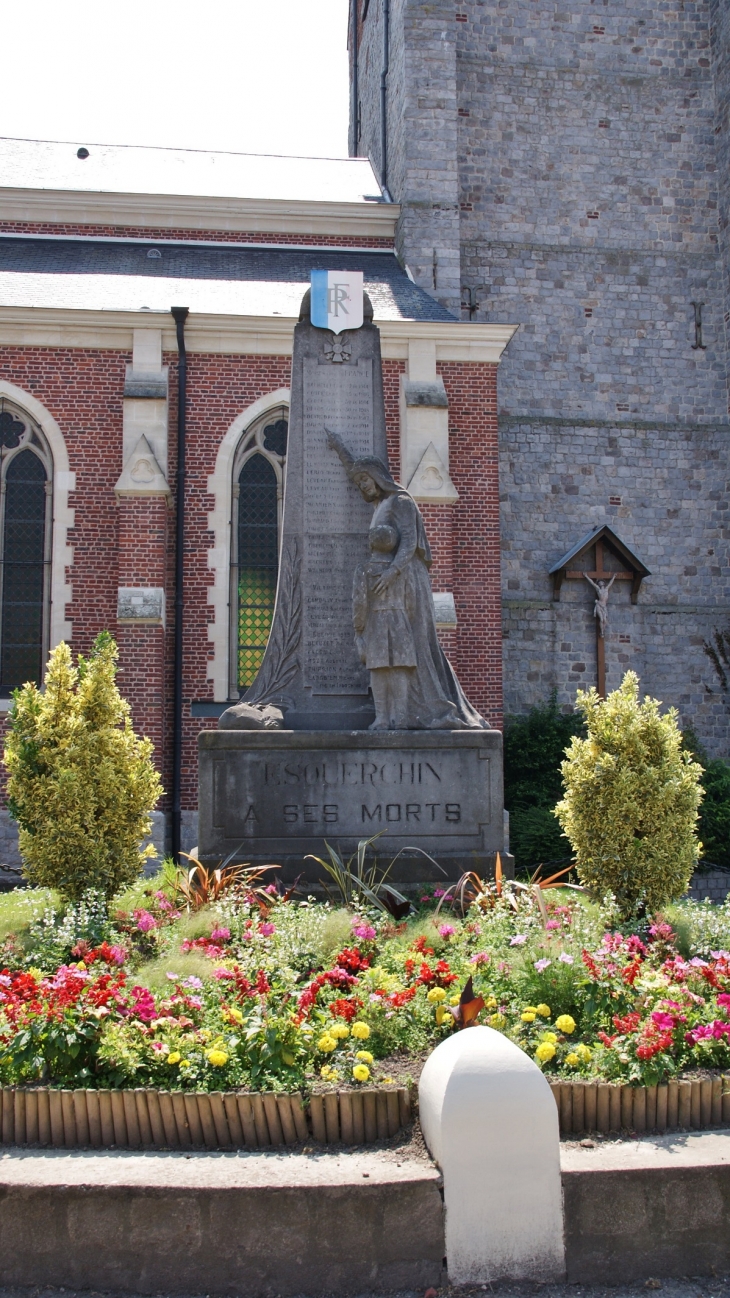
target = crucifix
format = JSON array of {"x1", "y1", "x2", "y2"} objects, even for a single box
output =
[
  {"x1": 559, "y1": 539, "x2": 635, "y2": 698},
  {"x1": 550, "y1": 526, "x2": 650, "y2": 698}
]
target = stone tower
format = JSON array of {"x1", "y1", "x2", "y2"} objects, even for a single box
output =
[{"x1": 351, "y1": 0, "x2": 730, "y2": 756}]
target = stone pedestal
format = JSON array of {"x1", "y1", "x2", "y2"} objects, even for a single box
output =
[{"x1": 198, "y1": 729, "x2": 511, "y2": 882}]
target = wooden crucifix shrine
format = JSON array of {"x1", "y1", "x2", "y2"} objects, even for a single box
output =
[{"x1": 549, "y1": 525, "x2": 650, "y2": 698}]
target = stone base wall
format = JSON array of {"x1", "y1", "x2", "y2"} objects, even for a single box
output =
[{"x1": 689, "y1": 869, "x2": 730, "y2": 903}]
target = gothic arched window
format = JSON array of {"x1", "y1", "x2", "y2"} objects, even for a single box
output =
[
  {"x1": 0, "y1": 401, "x2": 52, "y2": 694},
  {"x1": 230, "y1": 408, "x2": 288, "y2": 694}
]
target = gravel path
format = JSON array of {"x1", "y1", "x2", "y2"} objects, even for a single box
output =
[{"x1": 1, "y1": 1280, "x2": 730, "y2": 1298}]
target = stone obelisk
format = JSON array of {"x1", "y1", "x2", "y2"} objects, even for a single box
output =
[{"x1": 244, "y1": 290, "x2": 386, "y2": 729}]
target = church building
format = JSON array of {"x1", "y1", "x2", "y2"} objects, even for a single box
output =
[
  {"x1": 352, "y1": 0, "x2": 730, "y2": 754},
  {"x1": 0, "y1": 137, "x2": 512, "y2": 862}
]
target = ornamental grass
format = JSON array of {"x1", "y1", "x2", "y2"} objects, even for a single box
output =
[{"x1": 2, "y1": 870, "x2": 730, "y2": 1093}]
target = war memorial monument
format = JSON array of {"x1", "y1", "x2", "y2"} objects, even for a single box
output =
[{"x1": 198, "y1": 279, "x2": 509, "y2": 882}]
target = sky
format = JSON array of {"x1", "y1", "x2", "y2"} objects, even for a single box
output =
[{"x1": 0, "y1": 0, "x2": 350, "y2": 160}]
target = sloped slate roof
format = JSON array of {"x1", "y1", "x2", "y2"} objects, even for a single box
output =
[
  {"x1": 0, "y1": 137, "x2": 383, "y2": 204},
  {"x1": 0, "y1": 238, "x2": 454, "y2": 321},
  {"x1": 549, "y1": 525, "x2": 651, "y2": 577}
]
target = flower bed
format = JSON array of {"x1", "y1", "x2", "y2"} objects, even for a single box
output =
[{"x1": 3, "y1": 873, "x2": 730, "y2": 1098}]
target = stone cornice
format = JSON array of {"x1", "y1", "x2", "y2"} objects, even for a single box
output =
[
  {"x1": 0, "y1": 188, "x2": 400, "y2": 240},
  {"x1": 0, "y1": 307, "x2": 518, "y2": 363}
]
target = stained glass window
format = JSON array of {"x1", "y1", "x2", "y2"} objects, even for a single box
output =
[
  {"x1": 0, "y1": 445, "x2": 50, "y2": 691},
  {"x1": 231, "y1": 410, "x2": 287, "y2": 695}
]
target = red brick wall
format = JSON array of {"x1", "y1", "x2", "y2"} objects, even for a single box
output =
[
  {"x1": 0, "y1": 345, "x2": 502, "y2": 818},
  {"x1": 0, "y1": 221, "x2": 393, "y2": 249},
  {"x1": 438, "y1": 361, "x2": 502, "y2": 729}
]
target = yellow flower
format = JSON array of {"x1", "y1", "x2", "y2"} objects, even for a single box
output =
[
  {"x1": 317, "y1": 1034, "x2": 337, "y2": 1052},
  {"x1": 486, "y1": 995, "x2": 497, "y2": 1010},
  {"x1": 329, "y1": 1023, "x2": 350, "y2": 1039},
  {"x1": 320, "y1": 1064, "x2": 339, "y2": 1080},
  {"x1": 27, "y1": 967, "x2": 42, "y2": 980},
  {"x1": 166, "y1": 1051, "x2": 181, "y2": 1065},
  {"x1": 435, "y1": 1005, "x2": 448, "y2": 1025},
  {"x1": 536, "y1": 1004, "x2": 551, "y2": 1017},
  {"x1": 523, "y1": 1006, "x2": 538, "y2": 1013},
  {"x1": 576, "y1": 1043, "x2": 592, "y2": 1063},
  {"x1": 540, "y1": 1032, "x2": 558, "y2": 1044},
  {"x1": 427, "y1": 987, "x2": 447, "y2": 1003},
  {"x1": 382, "y1": 1076, "x2": 395, "y2": 1084},
  {"x1": 565, "y1": 1053, "x2": 580, "y2": 1067},
  {"x1": 356, "y1": 1050, "x2": 373, "y2": 1064},
  {"x1": 449, "y1": 994, "x2": 461, "y2": 1005},
  {"x1": 207, "y1": 1049, "x2": 229, "y2": 1067},
  {"x1": 351, "y1": 1021, "x2": 370, "y2": 1040},
  {"x1": 75, "y1": 961, "x2": 87, "y2": 971},
  {"x1": 535, "y1": 1041, "x2": 556, "y2": 1063},
  {"x1": 228, "y1": 1007, "x2": 244, "y2": 1025},
  {"x1": 555, "y1": 1014, "x2": 576, "y2": 1034},
  {"x1": 352, "y1": 1064, "x2": 370, "y2": 1082},
  {"x1": 179, "y1": 1060, "x2": 191, "y2": 1068},
  {"x1": 490, "y1": 1012, "x2": 506, "y2": 1030},
  {"x1": 521, "y1": 1011, "x2": 537, "y2": 1022}
]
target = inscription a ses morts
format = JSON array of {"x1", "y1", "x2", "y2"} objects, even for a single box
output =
[{"x1": 212, "y1": 749, "x2": 489, "y2": 839}]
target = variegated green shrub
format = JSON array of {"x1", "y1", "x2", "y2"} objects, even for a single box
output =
[
  {"x1": 3, "y1": 632, "x2": 162, "y2": 901},
  {"x1": 554, "y1": 672, "x2": 704, "y2": 917}
]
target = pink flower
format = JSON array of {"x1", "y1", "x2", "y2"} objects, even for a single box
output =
[
  {"x1": 546, "y1": 920, "x2": 560, "y2": 931},
  {"x1": 438, "y1": 924, "x2": 455, "y2": 938},
  {"x1": 510, "y1": 934, "x2": 527, "y2": 946},
  {"x1": 433, "y1": 888, "x2": 446, "y2": 898},
  {"x1": 651, "y1": 1011, "x2": 677, "y2": 1032},
  {"x1": 134, "y1": 910, "x2": 157, "y2": 933},
  {"x1": 210, "y1": 927, "x2": 230, "y2": 942},
  {"x1": 213, "y1": 968, "x2": 235, "y2": 980},
  {"x1": 534, "y1": 958, "x2": 552, "y2": 972},
  {"x1": 470, "y1": 951, "x2": 491, "y2": 966},
  {"x1": 259, "y1": 922, "x2": 276, "y2": 937},
  {"x1": 352, "y1": 921, "x2": 377, "y2": 941},
  {"x1": 559, "y1": 953, "x2": 574, "y2": 964}
]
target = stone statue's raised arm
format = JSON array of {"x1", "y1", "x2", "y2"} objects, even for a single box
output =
[
  {"x1": 584, "y1": 573, "x2": 600, "y2": 594},
  {"x1": 325, "y1": 428, "x2": 355, "y2": 475}
]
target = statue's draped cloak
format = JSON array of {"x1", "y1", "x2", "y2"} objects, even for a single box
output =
[{"x1": 369, "y1": 490, "x2": 487, "y2": 729}]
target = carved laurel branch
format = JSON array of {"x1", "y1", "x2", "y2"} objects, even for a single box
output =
[{"x1": 245, "y1": 538, "x2": 302, "y2": 705}]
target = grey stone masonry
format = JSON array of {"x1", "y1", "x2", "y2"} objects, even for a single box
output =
[
  {"x1": 353, "y1": 1, "x2": 730, "y2": 754},
  {"x1": 354, "y1": 0, "x2": 462, "y2": 314},
  {"x1": 689, "y1": 868, "x2": 730, "y2": 903}
]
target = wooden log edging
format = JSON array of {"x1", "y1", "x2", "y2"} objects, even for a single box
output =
[
  {"x1": 549, "y1": 1077, "x2": 730, "y2": 1136},
  {"x1": 0, "y1": 1085, "x2": 411, "y2": 1151}
]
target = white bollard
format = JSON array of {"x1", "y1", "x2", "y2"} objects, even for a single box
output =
[{"x1": 419, "y1": 1025, "x2": 565, "y2": 1284}]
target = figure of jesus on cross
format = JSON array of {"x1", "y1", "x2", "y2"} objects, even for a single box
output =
[{"x1": 584, "y1": 571, "x2": 616, "y2": 639}]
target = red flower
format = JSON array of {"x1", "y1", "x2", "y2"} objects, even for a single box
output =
[
  {"x1": 329, "y1": 997, "x2": 363, "y2": 1021},
  {"x1": 612, "y1": 1011, "x2": 641, "y2": 1035}
]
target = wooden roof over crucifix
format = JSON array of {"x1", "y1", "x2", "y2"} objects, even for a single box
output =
[{"x1": 548, "y1": 524, "x2": 651, "y2": 604}]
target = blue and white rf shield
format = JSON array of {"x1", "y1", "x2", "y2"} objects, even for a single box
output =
[{"x1": 310, "y1": 269, "x2": 364, "y2": 334}]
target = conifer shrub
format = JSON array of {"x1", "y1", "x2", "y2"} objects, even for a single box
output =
[
  {"x1": 3, "y1": 632, "x2": 162, "y2": 901},
  {"x1": 554, "y1": 672, "x2": 704, "y2": 917},
  {"x1": 503, "y1": 693, "x2": 584, "y2": 870}
]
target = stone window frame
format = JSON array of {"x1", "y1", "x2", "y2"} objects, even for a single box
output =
[
  {"x1": 0, "y1": 381, "x2": 74, "y2": 708},
  {"x1": 229, "y1": 404, "x2": 288, "y2": 698},
  {"x1": 206, "y1": 388, "x2": 290, "y2": 704}
]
